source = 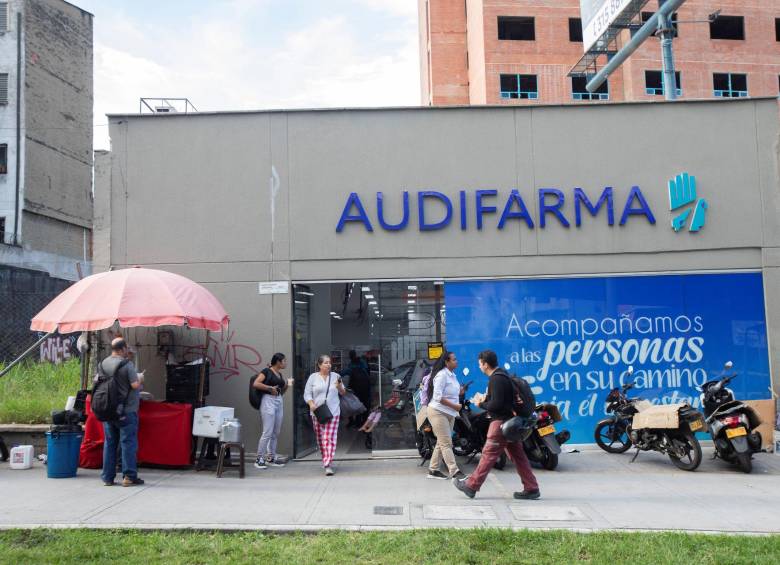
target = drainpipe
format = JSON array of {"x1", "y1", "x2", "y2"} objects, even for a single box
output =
[{"x1": 13, "y1": 11, "x2": 22, "y2": 246}]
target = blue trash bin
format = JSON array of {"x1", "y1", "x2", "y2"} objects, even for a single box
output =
[{"x1": 46, "y1": 430, "x2": 83, "y2": 478}]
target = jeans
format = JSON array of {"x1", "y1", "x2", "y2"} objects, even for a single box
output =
[
  {"x1": 428, "y1": 408, "x2": 459, "y2": 475},
  {"x1": 257, "y1": 394, "x2": 284, "y2": 459},
  {"x1": 466, "y1": 419, "x2": 538, "y2": 493},
  {"x1": 102, "y1": 411, "x2": 139, "y2": 482}
]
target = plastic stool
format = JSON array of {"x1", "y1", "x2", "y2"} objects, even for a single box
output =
[{"x1": 216, "y1": 441, "x2": 245, "y2": 478}]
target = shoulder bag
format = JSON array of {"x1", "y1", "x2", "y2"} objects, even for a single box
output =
[{"x1": 313, "y1": 373, "x2": 334, "y2": 425}]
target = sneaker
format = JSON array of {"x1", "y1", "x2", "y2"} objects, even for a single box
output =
[
  {"x1": 266, "y1": 456, "x2": 286, "y2": 467},
  {"x1": 122, "y1": 476, "x2": 145, "y2": 487},
  {"x1": 253, "y1": 457, "x2": 267, "y2": 470},
  {"x1": 450, "y1": 470, "x2": 467, "y2": 481},
  {"x1": 270, "y1": 454, "x2": 290, "y2": 464},
  {"x1": 453, "y1": 477, "x2": 475, "y2": 499},
  {"x1": 324, "y1": 466, "x2": 335, "y2": 476},
  {"x1": 102, "y1": 480, "x2": 115, "y2": 486},
  {"x1": 427, "y1": 469, "x2": 448, "y2": 480},
  {"x1": 513, "y1": 489, "x2": 541, "y2": 500}
]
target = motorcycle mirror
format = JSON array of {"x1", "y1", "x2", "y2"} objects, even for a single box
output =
[{"x1": 724, "y1": 361, "x2": 733, "y2": 369}]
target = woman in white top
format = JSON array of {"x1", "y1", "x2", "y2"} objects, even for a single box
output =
[
  {"x1": 303, "y1": 354, "x2": 346, "y2": 475},
  {"x1": 425, "y1": 350, "x2": 464, "y2": 480}
]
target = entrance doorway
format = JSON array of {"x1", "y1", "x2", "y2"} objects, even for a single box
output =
[{"x1": 291, "y1": 281, "x2": 445, "y2": 458}]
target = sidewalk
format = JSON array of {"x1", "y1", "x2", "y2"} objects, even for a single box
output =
[{"x1": 1, "y1": 448, "x2": 779, "y2": 533}]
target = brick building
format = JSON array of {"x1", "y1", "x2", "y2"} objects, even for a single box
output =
[
  {"x1": 418, "y1": 0, "x2": 780, "y2": 105},
  {"x1": 0, "y1": 0, "x2": 93, "y2": 360}
]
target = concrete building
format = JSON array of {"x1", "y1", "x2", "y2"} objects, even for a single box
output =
[
  {"x1": 97, "y1": 98, "x2": 778, "y2": 460},
  {"x1": 419, "y1": 0, "x2": 780, "y2": 105},
  {"x1": 0, "y1": 0, "x2": 93, "y2": 359}
]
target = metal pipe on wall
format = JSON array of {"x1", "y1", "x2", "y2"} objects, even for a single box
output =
[{"x1": 13, "y1": 11, "x2": 21, "y2": 246}]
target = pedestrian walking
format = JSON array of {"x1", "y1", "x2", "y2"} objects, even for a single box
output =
[
  {"x1": 453, "y1": 349, "x2": 539, "y2": 500},
  {"x1": 304, "y1": 354, "x2": 346, "y2": 475},
  {"x1": 253, "y1": 353, "x2": 292, "y2": 469},
  {"x1": 426, "y1": 350, "x2": 465, "y2": 480}
]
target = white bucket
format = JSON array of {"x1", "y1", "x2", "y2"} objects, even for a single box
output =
[
  {"x1": 64, "y1": 396, "x2": 76, "y2": 411},
  {"x1": 9, "y1": 445, "x2": 34, "y2": 470}
]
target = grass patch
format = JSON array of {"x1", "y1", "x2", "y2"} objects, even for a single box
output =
[
  {"x1": 0, "y1": 359, "x2": 81, "y2": 424},
  {"x1": 0, "y1": 529, "x2": 777, "y2": 565}
]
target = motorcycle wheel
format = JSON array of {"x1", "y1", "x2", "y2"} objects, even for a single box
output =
[
  {"x1": 541, "y1": 451, "x2": 559, "y2": 471},
  {"x1": 594, "y1": 421, "x2": 632, "y2": 454},
  {"x1": 668, "y1": 432, "x2": 702, "y2": 471},
  {"x1": 735, "y1": 452, "x2": 752, "y2": 474},
  {"x1": 493, "y1": 452, "x2": 506, "y2": 470}
]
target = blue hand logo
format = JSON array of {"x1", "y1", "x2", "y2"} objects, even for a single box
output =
[{"x1": 669, "y1": 172, "x2": 707, "y2": 233}]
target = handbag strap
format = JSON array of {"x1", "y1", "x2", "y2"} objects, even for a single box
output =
[{"x1": 323, "y1": 372, "x2": 332, "y2": 402}]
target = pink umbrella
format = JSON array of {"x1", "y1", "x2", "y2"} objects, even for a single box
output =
[{"x1": 30, "y1": 267, "x2": 230, "y2": 333}]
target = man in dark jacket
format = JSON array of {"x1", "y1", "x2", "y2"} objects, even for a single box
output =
[{"x1": 453, "y1": 349, "x2": 539, "y2": 500}]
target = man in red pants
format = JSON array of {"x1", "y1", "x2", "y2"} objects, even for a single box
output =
[{"x1": 453, "y1": 349, "x2": 540, "y2": 500}]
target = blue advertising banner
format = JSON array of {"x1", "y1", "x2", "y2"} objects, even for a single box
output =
[{"x1": 445, "y1": 273, "x2": 771, "y2": 443}]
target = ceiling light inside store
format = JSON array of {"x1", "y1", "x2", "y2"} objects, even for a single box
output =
[
  {"x1": 362, "y1": 286, "x2": 371, "y2": 291},
  {"x1": 434, "y1": 281, "x2": 444, "y2": 285},
  {"x1": 294, "y1": 300, "x2": 307, "y2": 304},
  {"x1": 330, "y1": 311, "x2": 337, "y2": 315},
  {"x1": 296, "y1": 291, "x2": 314, "y2": 296},
  {"x1": 408, "y1": 285, "x2": 417, "y2": 290},
  {"x1": 407, "y1": 300, "x2": 415, "y2": 304},
  {"x1": 365, "y1": 294, "x2": 374, "y2": 299},
  {"x1": 369, "y1": 301, "x2": 377, "y2": 305}
]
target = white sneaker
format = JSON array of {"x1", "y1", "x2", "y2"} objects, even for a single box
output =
[
  {"x1": 266, "y1": 456, "x2": 286, "y2": 467},
  {"x1": 324, "y1": 466, "x2": 334, "y2": 476}
]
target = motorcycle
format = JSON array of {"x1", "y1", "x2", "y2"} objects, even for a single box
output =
[
  {"x1": 595, "y1": 366, "x2": 706, "y2": 471},
  {"x1": 522, "y1": 402, "x2": 570, "y2": 470},
  {"x1": 700, "y1": 361, "x2": 762, "y2": 473}
]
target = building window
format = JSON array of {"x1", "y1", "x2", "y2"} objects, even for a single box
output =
[
  {"x1": 569, "y1": 18, "x2": 583, "y2": 42},
  {"x1": 710, "y1": 15, "x2": 745, "y2": 40},
  {"x1": 0, "y1": 73, "x2": 8, "y2": 105},
  {"x1": 500, "y1": 74, "x2": 538, "y2": 99},
  {"x1": 640, "y1": 10, "x2": 678, "y2": 37},
  {"x1": 0, "y1": 2, "x2": 8, "y2": 33},
  {"x1": 498, "y1": 16, "x2": 535, "y2": 41},
  {"x1": 571, "y1": 76, "x2": 609, "y2": 100},
  {"x1": 713, "y1": 73, "x2": 747, "y2": 97},
  {"x1": 645, "y1": 70, "x2": 681, "y2": 96},
  {"x1": 0, "y1": 143, "x2": 7, "y2": 174}
]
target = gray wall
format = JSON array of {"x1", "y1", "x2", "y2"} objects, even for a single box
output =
[{"x1": 102, "y1": 99, "x2": 780, "y2": 454}]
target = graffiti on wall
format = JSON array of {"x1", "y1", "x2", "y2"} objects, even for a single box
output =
[
  {"x1": 39, "y1": 334, "x2": 78, "y2": 364},
  {"x1": 183, "y1": 330, "x2": 263, "y2": 381}
]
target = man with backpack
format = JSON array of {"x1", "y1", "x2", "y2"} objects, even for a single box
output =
[
  {"x1": 453, "y1": 349, "x2": 539, "y2": 500},
  {"x1": 95, "y1": 338, "x2": 144, "y2": 487}
]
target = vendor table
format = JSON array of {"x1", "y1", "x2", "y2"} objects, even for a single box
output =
[{"x1": 80, "y1": 397, "x2": 193, "y2": 468}]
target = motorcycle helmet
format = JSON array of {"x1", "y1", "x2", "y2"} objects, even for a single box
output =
[{"x1": 501, "y1": 415, "x2": 536, "y2": 442}]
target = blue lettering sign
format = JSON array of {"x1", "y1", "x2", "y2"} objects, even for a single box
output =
[
  {"x1": 377, "y1": 191, "x2": 409, "y2": 230},
  {"x1": 418, "y1": 191, "x2": 453, "y2": 231},
  {"x1": 574, "y1": 187, "x2": 614, "y2": 227},
  {"x1": 538, "y1": 188, "x2": 570, "y2": 228},
  {"x1": 336, "y1": 192, "x2": 373, "y2": 232}
]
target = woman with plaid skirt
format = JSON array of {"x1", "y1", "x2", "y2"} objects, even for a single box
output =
[{"x1": 304, "y1": 354, "x2": 346, "y2": 476}]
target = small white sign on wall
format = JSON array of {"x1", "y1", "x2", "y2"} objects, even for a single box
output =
[{"x1": 258, "y1": 281, "x2": 289, "y2": 295}]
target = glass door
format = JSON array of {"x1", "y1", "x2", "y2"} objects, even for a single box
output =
[{"x1": 292, "y1": 284, "x2": 316, "y2": 458}]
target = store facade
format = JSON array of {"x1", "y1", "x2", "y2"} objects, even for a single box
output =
[{"x1": 97, "y1": 98, "x2": 780, "y2": 457}]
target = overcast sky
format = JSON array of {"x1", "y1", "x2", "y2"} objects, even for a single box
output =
[{"x1": 74, "y1": 0, "x2": 421, "y2": 149}]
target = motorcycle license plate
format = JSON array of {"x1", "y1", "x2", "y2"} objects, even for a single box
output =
[
  {"x1": 538, "y1": 425, "x2": 555, "y2": 436},
  {"x1": 689, "y1": 419, "x2": 703, "y2": 431},
  {"x1": 726, "y1": 426, "x2": 747, "y2": 439}
]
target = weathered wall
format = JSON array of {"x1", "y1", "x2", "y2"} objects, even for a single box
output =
[
  {"x1": 105, "y1": 99, "x2": 780, "y2": 455},
  {"x1": 22, "y1": 0, "x2": 92, "y2": 237}
]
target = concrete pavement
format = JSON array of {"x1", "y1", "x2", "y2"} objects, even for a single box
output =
[{"x1": 1, "y1": 448, "x2": 779, "y2": 533}]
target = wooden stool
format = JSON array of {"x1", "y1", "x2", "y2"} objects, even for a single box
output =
[{"x1": 216, "y1": 441, "x2": 245, "y2": 478}]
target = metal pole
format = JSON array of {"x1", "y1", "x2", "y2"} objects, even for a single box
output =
[
  {"x1": 657, "y1": 5, "x2": 677, "y2": 101},
  {"x1": 586, "y1": 0, "x2": 686, "y2": 93},
  {"x1": 13, "y1": 12, "x2": 22, "y2": 246},
  {"x1": 0, "y1": 332, "x2": 54, "y2": 379}
]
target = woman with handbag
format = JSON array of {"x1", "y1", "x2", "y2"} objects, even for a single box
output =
[
  {"x1": 425, "y1": 350, "x2": 465, "y2": 480},
  {"x1": 253, "y1": 353, "x2": 291, "y2": 470},
  {"x1": 303, "y1": 354, "x2": 346, "y2": 475}
]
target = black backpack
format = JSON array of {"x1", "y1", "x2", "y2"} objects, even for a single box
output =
[
  {"x1": 249, "y1": 371, "x2": 265, "y2": 410},
  {"x1": 496, "y1": 370, "x2": 535, "y2": 418},
  {"x1": 92, "y1": 359, "x2": 130, "y2": 422}
]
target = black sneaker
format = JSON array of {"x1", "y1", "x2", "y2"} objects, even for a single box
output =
[
  {"x1": 122, "y1": 476, "x2": 145, "y2": 487},
  {"x1": 254, "y1": 457, "x2": 267, "y2": 470},
  {"x1": 427, "y1": 469, "x2": 448, "y2": 480},
  {"x1": 450, "y1": 470, "x2": 467, "y2": 481},
  {"x1": 453, "y1": 477, "x2": 476, "y2": 499},
  {"x1": 513, "y1": 489, "x2": 541, "y2": 500}
]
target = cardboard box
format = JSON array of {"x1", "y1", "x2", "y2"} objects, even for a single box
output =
[
  {"x1": 192, "y1": 406, "x2": 234, "y2": 438},
  {"x1": 744, "y1": 399, "x2": 776, "y2": 451},
  {"x1": 632, "y1": 404, "x2": 682, "y2": 429}
]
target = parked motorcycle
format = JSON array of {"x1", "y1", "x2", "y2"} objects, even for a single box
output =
[
  {"x1": 523, "y1": 402, "x2": 571, "y2": 470},
  {"x1": 595, "y1": 366, "x2": 706, "y2": 471},
  {"x1": 700, "y1": 361, "x2": 762, "y2": 473}
]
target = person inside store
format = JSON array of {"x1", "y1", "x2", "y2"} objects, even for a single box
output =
[
  {"x1": 304, "y1": 354, "x2": 346, "y2": 476},
  {"x1": 341, "y1": 350, "x2": 371, "y2": 428},
  {"x1": 453, "y1": 349, "x2": 540, "y2": 500},
  {"x1": 425, "y1": 350, "x2": 466, "y2": 480},
  {"x1": 253, "y1": 352, "x2": 291, "y2": 469},
  {"x1": 99, "y1": 337, "x2": 144, "y2": 487}
]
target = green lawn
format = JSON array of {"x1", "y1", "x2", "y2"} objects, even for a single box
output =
[
  {"x1": 0, "y1": 529, "x2": 777, "y2": 565},
  {"x1": 0, "y1": 359, "x2": 81, "y2": 424}
]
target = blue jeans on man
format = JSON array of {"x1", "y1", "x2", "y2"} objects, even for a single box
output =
[{"x1": 101, "y1": 411, "x2": 139, "y2": 483}]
